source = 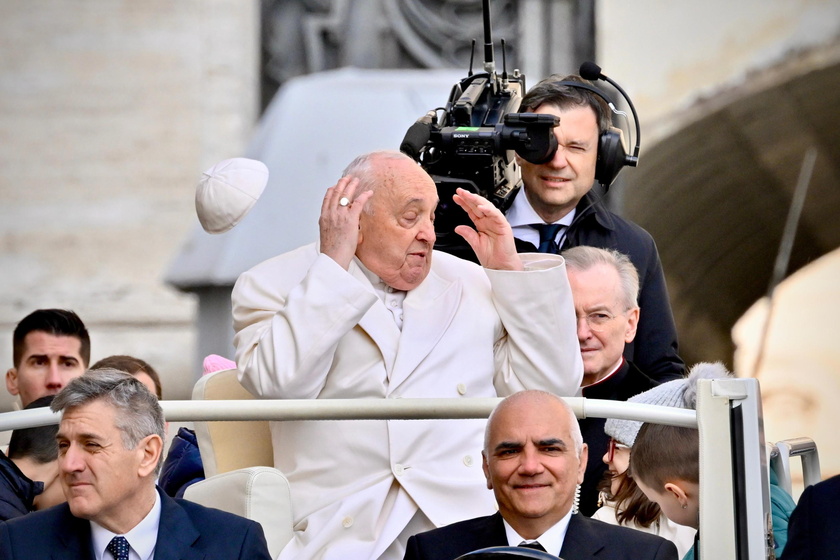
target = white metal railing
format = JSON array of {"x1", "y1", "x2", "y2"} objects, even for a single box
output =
[
  {"x1": 0, "y1": 380, "x2": 775, "y2": 559},
  {"x1": 0, "y1": 397, "x2": 697, "y2": 431}
]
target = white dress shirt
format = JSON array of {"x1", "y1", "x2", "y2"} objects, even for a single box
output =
[
  {"x1": 91, "y1": 490, "x2": 161, "y2": 560},
  {"x1": 502, "y1": 509, "x2": 573, "y2": 557},
  {"x1": 357, "y1": 259, "x2": 407, "y2": 329},
  {"x1": 506, "y1": 188, "x2": 576, "y2": 249}
]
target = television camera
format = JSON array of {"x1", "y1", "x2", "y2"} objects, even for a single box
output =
[
  {"x1": 399, "y1": 0, "x2": 558, "y2": 258},
  {"x1": 400, "y1": 1, "x2": 642, "y2": 259}
]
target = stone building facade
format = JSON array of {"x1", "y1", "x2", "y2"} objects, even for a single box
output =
[
  {"x1": 1, "y1": 1, "x2": 839, "y2": 487},
  {"x1": 0, "y1": 0, "x2": 260, "y2": 405}
]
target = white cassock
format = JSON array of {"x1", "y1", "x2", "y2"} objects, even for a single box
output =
[{"x1": 232, "y1": 243, "x2": 583, "y2": 560}]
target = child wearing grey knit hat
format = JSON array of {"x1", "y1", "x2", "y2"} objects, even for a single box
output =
[
  {"x1": 604, "y1": 362, "x2": 731, "y2": 447},
  {"x1": 592, "y1": 362, "x2": 730, "y2": 558},
  {"x1": 629, "y1": 362, "x2": 795, "y2": 559}
]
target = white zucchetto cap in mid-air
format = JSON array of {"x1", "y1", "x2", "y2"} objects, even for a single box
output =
[{"x1": 195, "y1": 157, "x2": 268, "y2": 234}]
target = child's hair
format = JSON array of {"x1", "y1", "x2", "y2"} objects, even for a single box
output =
[
  {"x1": 599, "y1": 465, "x2": 661, "y2": 527},
  {"x1": 631, "y1": 423, "x2": 699, "y2": 490}
]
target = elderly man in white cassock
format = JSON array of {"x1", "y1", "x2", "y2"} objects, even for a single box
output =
[{"x1": 231, "y1": 150, "x2": 583, "y2": 560}]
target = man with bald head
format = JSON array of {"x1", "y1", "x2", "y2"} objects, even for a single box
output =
[
  {"x1": 404, "y1": 391, "x2": 677, "y2": 560},
  {"x1": 232, "y1": 150, "x2": 583, "y2": 560}
]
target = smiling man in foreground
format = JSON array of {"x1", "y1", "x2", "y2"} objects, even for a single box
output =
[
  {"x1": 0, "y1": 369, "x2": 271, "y2": 559},
  {"x1": 232, "y1": 150, "x2": 583, "y2": 560},
  {"x1": 404, "y1": 390, "x2": 677, "y2": 560}
]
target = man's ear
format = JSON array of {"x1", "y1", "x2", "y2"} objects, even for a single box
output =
[
  {"x1": 137, "y1": 434, "x2": 163, "y2": 478},
  {"x1": 577, "y1": 443, "x2": 589, "y2": 484},
  {"x1": 624, "y1": 307, "x2": 640, "y2": 344},
  {"x1": 357, "y1": 215, "x2": 365, "y2": 246},
  {"x1": 6, "y1": 368, "x2": 19, "y2": 396},
  {"x1": 664, "y1": 481, "x2": 689, "y2": 509},
  {"x1": 482, "y1": 451, "x2": 493, "y2": 490}
]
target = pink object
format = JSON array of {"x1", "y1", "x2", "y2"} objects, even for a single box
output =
[{"x1": 202, "y1": 354, "x2": 237, "y2": 375}]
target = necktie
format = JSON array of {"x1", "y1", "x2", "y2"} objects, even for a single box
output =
[
  {"x1": 531, "y1": 223, "x2": 564, "y2": 253},
  {"x1": 518, "y1": 540, "x2": 547, "y2": 552},
  {"x1": 107, "y1": 536, "x2": 130, "y2": 560}
]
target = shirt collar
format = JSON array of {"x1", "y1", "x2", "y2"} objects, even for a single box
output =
[
  {"x1": 574, "y1": 191, "x2": 616, "y2": 231},
  {"x1": 91, "y1": 489, "x2": 161, "y2": 560},
  {"x1": 507, "y1": 188, "x2": 576, "y2": 228},
  {"x1": 581, "y1": 356, "x2": 626, "y2": 389},
  {"x1": 502, "y1": 508, "x2": 573, "y2": 556},
  {"x1": 354, "y1": 257, "x2": 379, "y2": 286},
  {"x1": 354, "y1": 257, "x2": 407, "y2": 294}
]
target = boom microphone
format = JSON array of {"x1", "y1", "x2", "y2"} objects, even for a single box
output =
[{"x1": 579, "y1": 61, "x2": 603, "y2": 81}]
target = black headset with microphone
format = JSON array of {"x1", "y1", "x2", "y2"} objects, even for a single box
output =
[{"x1": 549, "y1": 62, "x2": 642, "y2": 189}]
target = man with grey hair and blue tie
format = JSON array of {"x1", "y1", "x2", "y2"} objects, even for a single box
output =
[{"x1": 0, "y1": 369, "x2": 272, "y2": 560}]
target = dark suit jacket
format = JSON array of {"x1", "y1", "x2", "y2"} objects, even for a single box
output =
[
  {"x1": 0, "y1": 486, "x2": 272, "y2": 559},
  {"x1": 0, "y1": 450, "x2": 39, "y2": 522},
  {"x1": 404, "y1": 511, "x2": 677, "y2": 560},
  {"x1": 780, "y1": 474, "x2": 840, "y2": 560},
  {"x1": 578, "y1": 360, "x2": 659, "y2": 516},
  {"x1": 510, "y1": 191, "x2": 684, "y2": 382}
]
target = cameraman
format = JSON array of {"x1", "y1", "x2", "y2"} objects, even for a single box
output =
[{"x1": 504, "y1": 74, "x2": 684, "y2": 390}]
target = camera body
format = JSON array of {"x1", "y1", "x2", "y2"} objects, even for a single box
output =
[{"x1": 401, "y1": 69, "x2": 558, "y2": 258}]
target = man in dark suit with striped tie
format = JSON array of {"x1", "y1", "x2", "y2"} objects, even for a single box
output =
[
  {"x1": 504, "y1": 74, "x2": 684, "y2": 384},
  {"x1": 403, "y1": 391, "x2": 677, "y2": 560}
]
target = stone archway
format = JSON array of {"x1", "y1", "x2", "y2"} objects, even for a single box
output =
[{"x1": 621, "y1": 42, "x2": 840, "y2": 367}]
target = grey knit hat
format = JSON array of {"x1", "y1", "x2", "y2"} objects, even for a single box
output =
[{"x1": 604, "y1": 362, "x2": 731, "y2": 446}]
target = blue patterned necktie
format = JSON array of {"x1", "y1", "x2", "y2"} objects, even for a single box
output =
[
  {"x1": 107, "y1": 536, "x2": 130, "y2": 560},
  {"x1": 532, "y1": 223, "x2": 564, "y2": 253}
]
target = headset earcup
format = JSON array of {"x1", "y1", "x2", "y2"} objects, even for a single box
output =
[{"x1": 596, "y1": 130, "x2": 626, "y2": 187}]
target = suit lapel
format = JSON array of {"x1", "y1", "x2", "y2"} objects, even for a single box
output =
[
  {"x1": 153, "y1": 490, "x2": 204, "y2": 560},
  {"x1": 389, "y1": 268, "x2": 461, "y2": 390},
  {"x1": 450, "y1": 512, "x2": 509, "y2": 554},
  {"x1": 514, "y1": 236, "x2": 539, "y2": 253},
  {"x1": 485, "y1": 512, "x2": 509, "y2": 547},
  {"x1": 349, "y1": 260, "x2": 401, "y2": 375},
  {"x1": 56, "y1": 507, "x2": 96, "y2": 560},
  {"x1": 560, "y1": 514, "x2": 604, "y2": 558}
]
